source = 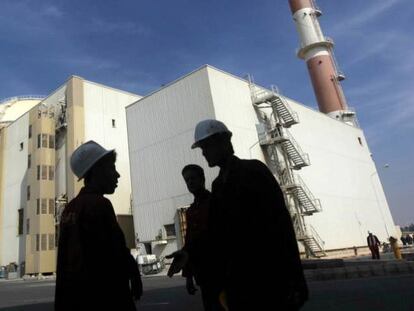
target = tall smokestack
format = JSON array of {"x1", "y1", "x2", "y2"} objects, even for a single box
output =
[{"x1": 289, "y1": 0, "x2": 356, "y2": 125}]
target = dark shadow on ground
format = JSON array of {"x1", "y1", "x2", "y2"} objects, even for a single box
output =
[{"x1": 0, "y1": 303, "x2": 53, "y2": 311}]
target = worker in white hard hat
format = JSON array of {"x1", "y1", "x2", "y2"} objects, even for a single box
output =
[
  {"x1": 169, "y1": 119, "x2": 308, "y2": 310},
  {"x1": 55, "y1": 141, "x2": 142, "y2": 311}
]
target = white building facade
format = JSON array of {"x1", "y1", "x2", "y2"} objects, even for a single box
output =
[
  {"x1": 126, "y1": 65, "x2": 396, "y2": 258},
  {"x1": 0, "y1": 77, "x2": 140, "y2": 274}
]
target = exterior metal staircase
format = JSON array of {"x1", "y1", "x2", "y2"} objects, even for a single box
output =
[
  {"x1": 249, "y1": 76, "x2": 326, "y2": 257},
  {"x1": 298, "y1": 225, "x2": 326, "y2": 257},
  {"x1": 259, "y1": 126, "x2": 310, "y2": 170},
  {"x1": 281, "y1": 172, "x2": 321, "y2": 215}
]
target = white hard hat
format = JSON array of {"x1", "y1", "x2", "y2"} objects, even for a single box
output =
[
  {"x1": 70, "y1": 140, "x2": 114, "y2": 180},
  {"x1": 191, "y1": 119, "x2": 232, "y2": 149}
]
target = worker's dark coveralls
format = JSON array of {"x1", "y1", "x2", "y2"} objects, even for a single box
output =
[
  {"x1": 182, "y1": 189, "x2": 222, "y2": 310},
  {"x1": 367, "y1": 234, "x2": 381, "y2": 259},
  {"x1": 209, "y1": 156, "x2": 308, "y2": 310},
  {"x1": 55, "y1": 187, "x2": 141, "y2": 311}
]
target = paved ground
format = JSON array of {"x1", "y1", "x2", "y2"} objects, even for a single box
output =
[{"x1": 1, "y1": 274, "x2": 414, "y2": 310}]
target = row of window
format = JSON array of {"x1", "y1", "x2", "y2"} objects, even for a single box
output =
[
  {"x1": 28, "y1": 126, "x2": 55, "y2": 149},
  {"x1": 26, "y1": 169, "x2": 55, "y2": 201},
  {"x1": 36, "y1": 165, "x2": 54, "y2": 181},
  {"x1": 35, "y1": 233, "x2": 55, "y2": 251},
  {"x1": 37, "y1": 134, "x2": 55, "y2": 149},
  {"x1": 36, "y1": 198, "x2": 55, "y2": 215},
  {"x1": 18, "y1": 201, "x2": 55, "y2": 235}
]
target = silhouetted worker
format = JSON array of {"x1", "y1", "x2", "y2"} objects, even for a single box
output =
[
  {"x1": 55, "y1": 141, "x2": 142, "y2": 311},
  {"x1": 367, "y1": 232, "x2": 381, "y2": 259},
  {"x1": 169, "y1": 119, "x2": 308, "y2": 310},
  {"x1": 179, "y1": 164, "x2": 223, "y2": 310}
]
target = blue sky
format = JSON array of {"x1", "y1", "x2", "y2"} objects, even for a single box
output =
[{"x1": 1, "y1": 0, "x2": 412, "y2": 225}]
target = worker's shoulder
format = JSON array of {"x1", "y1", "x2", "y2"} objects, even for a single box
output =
[
  {"x1": 238, "y1": 158, "x2": 270, "y2": 174},
  {"x1": 73, "y1": 191, "x2": 113, "y2": 212}
]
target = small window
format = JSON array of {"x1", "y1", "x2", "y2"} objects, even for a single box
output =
[
  {"x1": 49, "y1": 199, "x2": 55, "y2": 215},
  {"x1": 26, "y1": 218, "x2": 30, "y2": 234},
  {"x1": 28, "y1": 125, "x2": 32, "y2": 139},
  {"x1": 112, "y1": 119, "x2": 116, "y2": 128},
  {"x1": 41, "y1": 199, "x2": 47, "y2": 214},
  {"x1": 164, "y1": 224, "x2": 176, "y2": 237},
  {"x1": 18, "y1": 209, "x2": 24, "y2": 235},
  {"x1": 37, "y1": 134, "x2": 41, "y2": 148},
  {"x1": 49, "y1": 166, "x2": 55, "y2": 181},
  {"x1": 27, "y1": 186, "x2": 30, "y2": 201},
  {"x1": 28, "y1": 154, "x2": 31, "y2": 169},
  {"x1": 42, "y1": 134, "x2": 48, "y2": 148},
  {"x1": 20, "y1": 142, "x2": 24, "y2": 151},
  {"x1": 49, "y1": 234, "x2": 55, "y2": 250},
  {"x1": 358, "y1": 137, "x2": 363, "y2": 146},
  {"x1": 37, "y1": 165, "x2": 40, "y2": 180},
  {"x1": 37, "y1": 110, "x2": 41, "y2": 119},
  {"x1": 36, "y1": 234, "x2": 40, "y2": 251},
  {"x1": 36, "y1": 199, "x2": 40, "y2": 215},
  {"x1": 42, "y1": 165, "x2": 47, "y2": 180},
  {"x1": 49, "y1": 135, "x2": 55, "y2": 149},
  {"x1": 41, "y1": 234, "x2": 47, "y2": 251}
]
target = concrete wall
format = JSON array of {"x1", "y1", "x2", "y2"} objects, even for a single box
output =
[
  {"x1": 83, "y1": 81, "x2": 140, "y2": 215},
  {"x1": 286, "y1": 99, "x2": 397, "y2": 248},
  {"x1": 0, "y1": 114, "x2": 29, "y2": 266}
]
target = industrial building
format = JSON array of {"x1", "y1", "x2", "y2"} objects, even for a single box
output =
[
  {"x1": 126, "y1": 65, "x2": 396, "y2": 258},
  {"x1": 0, "y1": 0, "x2": 398, "y2": 276},
  {"x1": 125, "y1": 0, "x2": 397, "y2": 259},
  {"x1": 0, "y1": 76, "x2": 140, "y2": 274}
]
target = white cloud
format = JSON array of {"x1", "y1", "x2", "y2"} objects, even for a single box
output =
[
  {"x1": 42, "y1": 5, "x2": 63, "y2": 18},
  {"x1": 331, "y1": 0, "x2": 402, "y2": 36}
]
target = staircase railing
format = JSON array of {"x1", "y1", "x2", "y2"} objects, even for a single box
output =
[
  {"x1": 294, "y1": 175, "x2": 321, "y2": 210},
  {"x1": 309, "y1": 225, "x2": 325, "y2": 249},
  {"x1": 278, "y1": 128, "x2": 310, "y2": 166}
]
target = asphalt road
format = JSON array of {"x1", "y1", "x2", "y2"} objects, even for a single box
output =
[{"x1": 0, "y1": 274, "x2": 413, "y2": 310}]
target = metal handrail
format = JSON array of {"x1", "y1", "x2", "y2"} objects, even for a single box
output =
[
  {"x1": 278, "y1": 128, "x2": 309, "y2": 164},
  {"x1": 294, "y1": 174, "x2": 317, "y2": 205},
  {"x1": 0, "y1": 95, "x2": 45, "y2": 105},
  {"x1": 332, "y1": 75, "x2": 348, "y2": 111},
  {"x1": 309, "y1": 224, "x2": 325, "y2": 248},
  {"x1": 328, "y1": 47, "x2": 345, "y2": 80},
  {"x1": 271, "y1": 95, "x2": 300, "y2": 125},
  {"x1": 284, "y1": 173, "x2": 321, "y2": 213}
]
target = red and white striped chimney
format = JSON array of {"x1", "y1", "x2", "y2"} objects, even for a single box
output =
[{"x1": 289, "y1": 0, "x2": 354, "y2": 123}]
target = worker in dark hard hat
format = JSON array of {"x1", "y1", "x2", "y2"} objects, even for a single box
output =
[
  {"x1": 169, "y1": 119, "x2": 308, "y2": 310},
  {"x1": 55, "y1": 141, "x2": 142, "y2": 311}
]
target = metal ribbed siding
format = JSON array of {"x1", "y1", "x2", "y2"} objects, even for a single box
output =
[{"x1": 126, "y1": 67, "x2": 218, "y2": 242}]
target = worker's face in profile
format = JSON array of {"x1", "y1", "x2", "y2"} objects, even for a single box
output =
[
  {"x1": 182, "y1": 170, "x2": 205, "y2": 194},
  {"x1": 101, "y1": 161, "x2": 120, "y2": 194},
  {"x1": 198, "y1": 135, "x2": 226, "y2": 167},
  {"x1": 90, "y1": 157, "x2": 120, "y2": 194}
]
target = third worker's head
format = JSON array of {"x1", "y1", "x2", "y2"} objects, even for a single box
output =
[{"x1": 182, "y1": 164, "x2": 205, "y2": 195}]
